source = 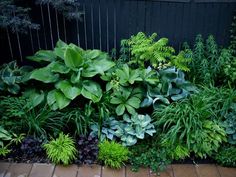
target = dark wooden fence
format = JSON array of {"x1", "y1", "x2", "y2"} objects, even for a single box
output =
[{"x1": 1, "y1": 0, "x2": 236, "y2": 64}]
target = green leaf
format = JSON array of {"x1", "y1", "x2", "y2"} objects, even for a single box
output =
[
  {"x1": 55, "y1": 90, "x2": 71, "y2": 109},
  {"x1": 126, "y1": 105, "x2": 136, "y2": 115},
  {"x1": 49, "y1": 61, "x2": 70, "y2": 74},
  {"x1": 140, "y1": 96, "x2": 153, "y2": 108},
  {"x1": 64, "y1": 47, "x2": 84, "y2": 69},
  {"x1": 126, "y1": 97, "x2": 141, "y2": 109},
  {"x1": 110, "y1": 97, "x2": 122, "y2": 104},
  {"x1": 55, "y1": 80, "x2": 81, "y2": 100},
  {"x1": 82, "y1": 59, "x2": 115, "y2": 77},
  {"x1": 27, "y1": 50, "x2": 56, "y2": 62},
  {"x1": 116, "y1": 104, "x2": 125, "y2": 116},
  {"x1": 81, "y1": 80, "x2": 102, "y2": 103},
  {"x1": 47, "y1": 90, "x2": 57, "y2": 106},
  {"x1": 7, "y1": 84, "x2": 20, "y2": 94},
  {"x1": 70, "y1": 70, "x2": 82, "y2": 84},
  {"x1": 30, "y1": 67, "x2": 59, "y2": 83}
]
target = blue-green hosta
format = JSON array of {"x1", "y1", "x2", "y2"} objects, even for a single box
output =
[
  {"x1": 141, "y1": 67, "x2": 197, "y2": 110},
  {"x1": 0, "y1": 61, "x2": 32, "y2": 94},
  {"x1": 115, "y1": 114, "x2": 156, "y2": 146},
  {"x1": 27, "y1": 40, "x2": 115, "y2": 110},
  {"x1": 90, "y1": 114, "x2": 156, "y2": 146}
]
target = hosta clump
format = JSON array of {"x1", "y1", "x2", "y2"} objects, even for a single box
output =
[
  {"x1": 115, "y1": 114, "x2": 156, "y2": 146},
  {"x1": 90, "y1": 117, "x2": 119, "y2": 141},
  {"x1": 27, "y1": 40, "x2": 115, "y2": 110},
  {"x1": 222, "y1": 103, "x2": 236, "y2": 145},
  {"x1": 0, "y1": 61, "x2": 32, "y2": 94},
  {"x1": 141, "y1": 67, "x2": 197, "y2": 110},
  {"x1": 75, "y1": 135, "x2": 98, "y2": 164},
  {"x1": 44, "y1": 133, "x2": 77, "y2": 165},
  {"x1": 21, "y1": 136, "x2": 44, "y2": 159}
]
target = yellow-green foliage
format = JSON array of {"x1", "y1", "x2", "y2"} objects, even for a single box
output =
[
  {"x1": 127, "y1": 32, "x2": 191, "y2": 71},
  {"x1": 44, "y1": 133, "x2": 77, "y2": 165},
  {"x1": 98, "y1": 140, "x2": 129, "y2": 169}
]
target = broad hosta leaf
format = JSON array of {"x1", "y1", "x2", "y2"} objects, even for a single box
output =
[
  {"x1": 49, "y1": 61, "x2": 70, "y2": 74},
  {"x1": 140, "y1": 96, "x2": 153, "y2": 107},
  {"x1": 55, "y1": 90, "x2": 71, "y2": 109},
  {"x1": 82, "y1": 59, "x2": 115, "y2": 77},
  {"x1": 64, "y1": 47, "x2": 84, "y2": 69},
  {"x1": 27, "y1": 50, "x2": 56, "y2": 62},
  {"x1": 23, "y1": 89, "x2": 45, "y2": 108},
  {"x1": 84, "y1": 50, "x2": 102, "y2": 59},
  {"x1": 7, "y1": 84, "x2": 20, "y2": 94},
  {"x1": 81, "y1": 80, "x2": 102, "y2": 103},
  {"x1": 30, "y1": 67, "x2": 59, "y2": 83},
  {"x1": 55, "y1": 80, "x2": 81, "y2": 100},
  {"x1": 70, "y1": 70, "x2": 82, "y2": 84}
]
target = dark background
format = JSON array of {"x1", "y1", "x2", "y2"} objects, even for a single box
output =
[{"x1": 0, "y1": 0, "x2": 236, "y2": 64}]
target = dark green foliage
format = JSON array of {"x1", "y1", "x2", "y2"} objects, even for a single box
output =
[
  {"x1": 0, "y1": 61, "x2": 32, "y2": 94},
  {"x1": 214, "y1": 145, "x2": 236, "y2": 167},
  {"x1": 141, "y1": 67, "x2": 197, "y2": 110},
  {"x1": 0, "y1": 96, "x2": 66, "y2": 138},
  {"x1": 126, "y1": 32, "x2": 191, "y2": 71},
  {"x1": 36, "y1": 0, "x2": 82, "y2": 20},
  {"x1": 222, "y1": 103, "x2": 236, "y2": 145},
  {"x1": 27, "y1": 40, "x2": 115, "y2": 110},
  {"x1": 129, "y1": 140, "x2": 171, "y2": 173},
  {"x1": 76, "y1": 135, "x2": 98, "y2": 164},
  {"x1": 98, "y1": 140, "x2": 129, "y2": 169},
  {"x1": 189, "y1": 34, "x2": 232, "y2": 85},
  {"x1": 44, "y1": 133, "x2": 77, "y2": 165},
  {"x1": 153, "y1": 90, "x2": 227, "y2": 159},
  {"x1": 230, "y1": 15, "x2": 236, "y2": 52},
  {"x1": 0, "y1": 0, "x2": 39, "y2": 33}
]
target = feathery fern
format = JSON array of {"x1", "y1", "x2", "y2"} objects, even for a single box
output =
[{"x1": 126, "y1": 32, "x2": 191, "y2": 71}]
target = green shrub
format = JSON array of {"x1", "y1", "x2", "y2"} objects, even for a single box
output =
[
  {"x1": 188, "y1": 34, "x2": 232, "y2": 86},
  {"x1": 0, "y1": 95, "x2": 66, "y2": 138},
  {"x1": 125, "y1": 32, "x2": 191, "y2": 71},
  {"x1": 98, "y1": 140, "x2": 129, "y2": 169},
  {"x1": 222, "y1": 103, "x2": 236, "y2": 145},
  {"x1": 44, "y1": 133, "x2": 77, "y2": 165},
  {"x1": 129, "y1": 140, "x2": 171, "y2": 173},
  {"x1": 214, "y1": 146, "x2": 236, "y2": 167},
  {"x1": 153, "y1": 91, "x2": 227, "y2": 159}
]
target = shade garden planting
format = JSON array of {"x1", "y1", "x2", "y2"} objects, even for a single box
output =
[{"x1": 0, "y1": 30, "x2": 236, "y2": 173}]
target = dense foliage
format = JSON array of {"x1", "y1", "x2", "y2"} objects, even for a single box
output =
[
  {"x1": 0, "y1": 27, "x2": 236, "y2": 171},
  {"x1": 98, "y1": 140, "x2": 129, "y2": 169},
  {"x1": 44, "y1": 133, "x2": 77, "y2": 165}
]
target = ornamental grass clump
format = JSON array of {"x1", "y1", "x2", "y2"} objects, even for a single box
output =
[
  {"x1": 98, "y1": 140, "x2": 129, "y2": 169},
  {"x1": 44, "y1": 133, "x2": 77, "y2": 165}
]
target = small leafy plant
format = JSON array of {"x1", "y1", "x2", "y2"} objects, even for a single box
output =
[
  {"x1": 0, "y1": 61, "x2": 32, "y2": 94},
  {"x1": 213, "y1": 146, "x2": 236, "y2": 167},
  {"x1": 98, "y1": 140, "x2": 129, "y2": 169},
  {"x1": 44, "y1": 133, "x2": 77, "y2": 165}
]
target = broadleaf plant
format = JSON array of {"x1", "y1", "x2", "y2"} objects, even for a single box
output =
[{"x1": 27, "y1": 40, "x2": 115, "y2": 110}]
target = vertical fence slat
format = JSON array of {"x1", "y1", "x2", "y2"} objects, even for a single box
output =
[
  {"x1": 40, "y1": 4, "x2": 47, "y2": 49},
  {"x1": 55, "y1": 10, "x2": 60, "y2": 40},
  {"x1": 47, "y1": 3, "x2": 54, "y2": 48},
  {"x1": 6, "y1": 28, "x2": 13, "y2": 60}
]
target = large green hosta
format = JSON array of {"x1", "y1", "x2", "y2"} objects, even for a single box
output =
[{"x1": 27, "y1": 40, "x2": 115, "y2": 110}]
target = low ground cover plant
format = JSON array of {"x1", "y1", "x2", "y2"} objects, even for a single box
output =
[{"x1": 0, "y1": 30, "x2": 236, "y2": 171}]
